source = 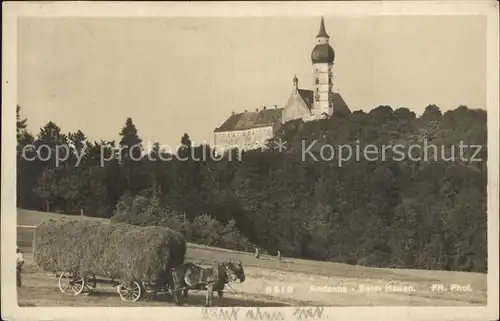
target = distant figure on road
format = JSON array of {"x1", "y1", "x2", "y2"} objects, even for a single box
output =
[
  {"x1": 254, "y1": 247, "x2": 260, "y2": 259},
  {"x1": 277, "y1": 250, "x2": 281, "y2": 262},
  {"x1": 16, "y1": 246, "x2": 24, "y2": 287}
]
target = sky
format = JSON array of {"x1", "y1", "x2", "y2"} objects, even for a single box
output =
[{"x1": 17, "y1": 15, "x2": 486, "y2": 148}]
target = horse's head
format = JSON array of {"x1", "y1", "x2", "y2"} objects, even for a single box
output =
[{"x1": 223, "y1": 260, "x2": 245, "y2": 283}]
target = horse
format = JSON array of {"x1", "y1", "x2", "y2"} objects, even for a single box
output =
[{"x1": 170, "y1": 260, "x2": 245, "y2": 306}]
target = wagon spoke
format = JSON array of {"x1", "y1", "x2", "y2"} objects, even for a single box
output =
[
  {"x1": 60, "y1": 281, "x2": 72, "y2": 292},
  {"x1": 58, "y1": 272, "x2": 71, "y2": 294},
  {"x1": 82, "y1": 275, "x2": 97, "y2": 295},
  {"x1": 71, "y1": 279, "x2": 84, "y2": 292}
]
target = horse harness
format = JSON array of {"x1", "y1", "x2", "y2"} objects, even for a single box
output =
[{"x1": 172, "y1": 263, "x2": 230, "y2": 293}]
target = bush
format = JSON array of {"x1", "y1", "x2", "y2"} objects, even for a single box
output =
[{"x1": 111, "y1": 195, "x2": 255, "y2": 252}]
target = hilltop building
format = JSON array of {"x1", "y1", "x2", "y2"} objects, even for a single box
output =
[
  {"x1": 213, "y1": 105, "x2": 283, "y2": 152},
  {"x1": 214, "y1": 17, "x2": 351, "y2": 153}
]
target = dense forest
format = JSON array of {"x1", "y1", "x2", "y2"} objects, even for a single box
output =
[{"x1": 16, "y1": 104, "x2": 487, "y2": 273}]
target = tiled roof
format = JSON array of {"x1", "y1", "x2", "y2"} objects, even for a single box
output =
[
  {"x1": 214, "y1": 108, "x2": 283, "y2": 132},
  {"x1": 332, "y1": 92, "x2": 351, "y2": 115},
  {"x1": 298, "y1": 89, "x2": 314, "y2": 110}
]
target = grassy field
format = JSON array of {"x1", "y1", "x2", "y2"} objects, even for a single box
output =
[{"x1": 16, "y1": 209, "x2": 487, "y2": 307}]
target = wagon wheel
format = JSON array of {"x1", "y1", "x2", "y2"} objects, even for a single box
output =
[
  {"x1": 117, "y1": 281, "x2": 142, "y2": 302},
  {"x1": 58, "y1": 272, "x2": 85, "y2": 296}
]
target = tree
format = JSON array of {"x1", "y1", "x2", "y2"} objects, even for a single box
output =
[
  {"x1": 178, "y1": 133, "x2": 192, "y2": 160},
  {"x1": 68, "y1": 130, "x2": 87, "y2": 159},
  {"x1": 35, "y1": 121, "x2": 69, "y2": 168},
  {"x1": 118, "y1": 118, "x2": 144, "y2": 194},
  {"x1": 16, "y1": 105, "x2": 28, "y2": 141},
  {"x1": 421, "y1": 104, "x2": 442, "y2": 122},
  {"x1": 16, "y1": 108, "x2": 42, "y2": 209},
  {"x1": 35, "y1": 166, "x2": 109, "y2": 216},
  {"x1": 148, "y1": 142, "x2": 162, "y2": 194},
  {"x1": 119, "y1": 117, "x2": 143, "y2": 163}
]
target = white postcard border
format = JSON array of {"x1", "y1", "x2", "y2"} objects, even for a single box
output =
[{"x1": 2, "y1": 1, "x2": 499, "y2": 321}]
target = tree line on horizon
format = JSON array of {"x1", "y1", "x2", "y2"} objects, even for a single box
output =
[{"x1": 16, "y1": 103, "x2": 487, "y2": 273}]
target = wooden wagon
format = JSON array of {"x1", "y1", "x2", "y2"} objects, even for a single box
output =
[{"x1": 55, "y1": 271, "x2": 172, "y2": 302}]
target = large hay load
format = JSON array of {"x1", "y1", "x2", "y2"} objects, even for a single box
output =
[{"x1": 33, "y1": 219, "x2": 186, "y2": 301}]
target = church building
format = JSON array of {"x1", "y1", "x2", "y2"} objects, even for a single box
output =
[{"x1": 213, "y1": 17, "x2": 351, "y2": 153}]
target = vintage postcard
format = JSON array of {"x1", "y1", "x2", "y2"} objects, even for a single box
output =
[{"x1": 2, "y1": 1, "x2": 499, "y2": 321}]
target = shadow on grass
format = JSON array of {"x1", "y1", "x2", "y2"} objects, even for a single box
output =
[{"x1": 84, "y1": 290, "x2": 289, "y2": 307}]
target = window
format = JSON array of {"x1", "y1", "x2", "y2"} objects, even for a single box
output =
[
  {"x1": 315, "y1": 78, "x2": 319, "y2": 85},
  {"x1": 328, "y1": 77, "x2": 332, "y2": 84}
]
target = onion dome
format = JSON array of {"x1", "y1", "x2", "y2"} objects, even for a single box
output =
[
  {"x1": 311, "y1": 44, "x2": 335, "y2": 64},
  {"x1": 311, "y1": 17, "x2": 335, "y2": 64}
]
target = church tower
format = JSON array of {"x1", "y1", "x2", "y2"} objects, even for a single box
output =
[{"x1": 310, "y1": 17, "x2": 335, "y2": 118}]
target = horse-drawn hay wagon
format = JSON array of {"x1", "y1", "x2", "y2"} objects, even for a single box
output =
[{"x1": 33, "y1": 219, "x2": 186, "y2": 302}]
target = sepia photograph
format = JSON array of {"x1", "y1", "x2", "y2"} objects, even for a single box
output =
[{"x1": 2, "y1": 1, "x2": 499, "y2": 321}]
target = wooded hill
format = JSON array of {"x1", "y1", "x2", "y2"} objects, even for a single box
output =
[{"x1": 16, "y1": 104, "x2": 487, "y2": 272}]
